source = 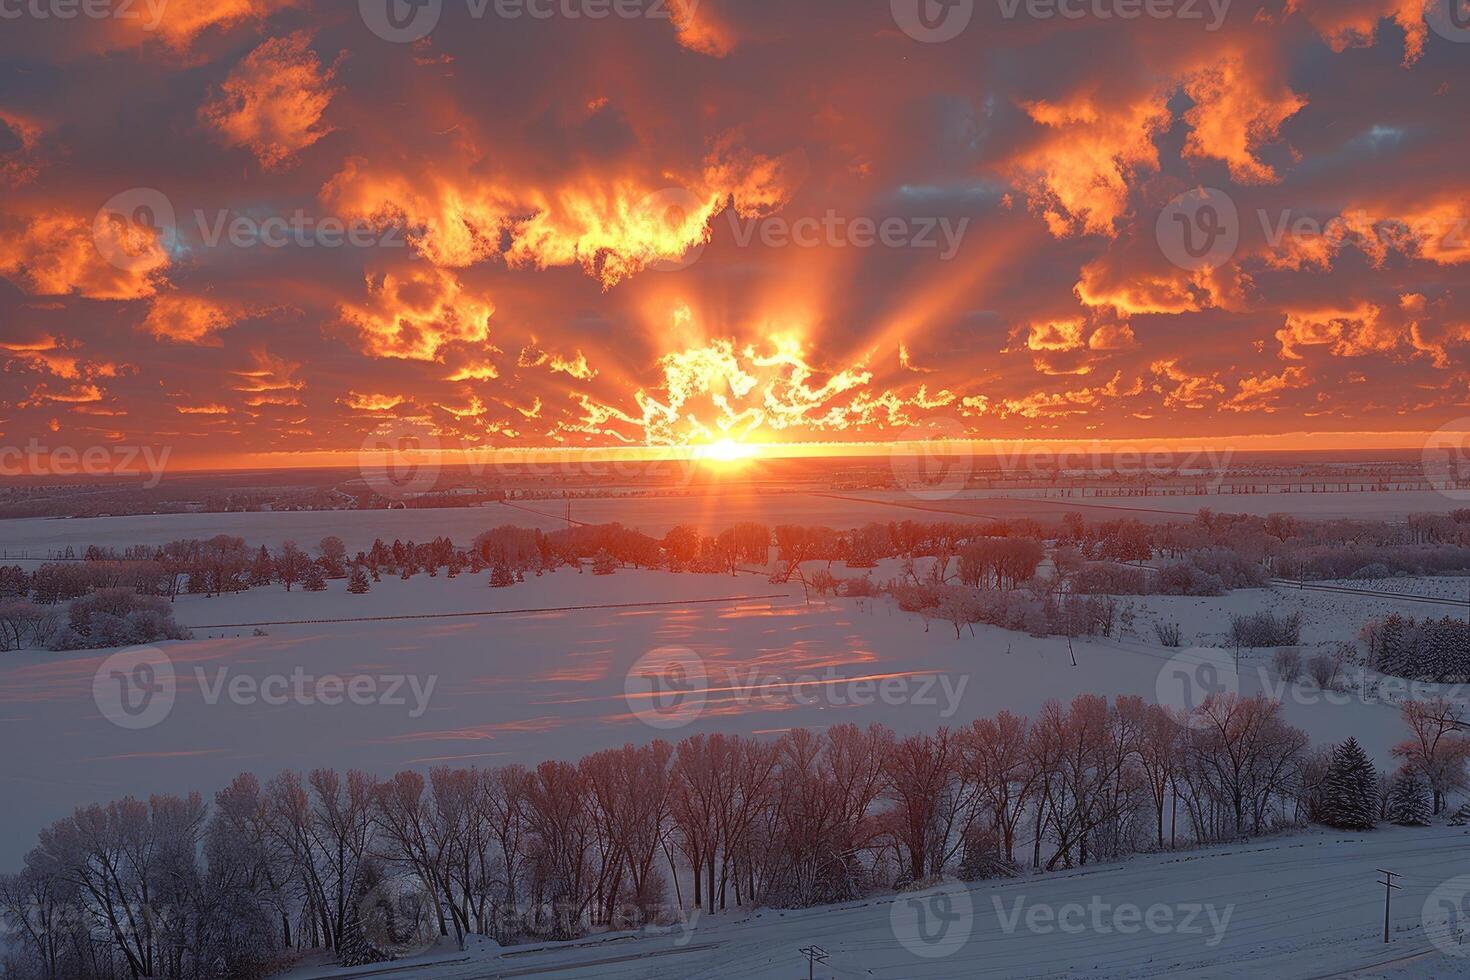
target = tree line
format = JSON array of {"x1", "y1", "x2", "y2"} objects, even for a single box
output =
[{"x1": 5, "y1": 693, "x2": 1461, "y2": 979}]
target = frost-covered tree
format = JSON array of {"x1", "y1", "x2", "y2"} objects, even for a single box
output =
[
  {"x1": 1321, "y1": 738, "x2": 1377, "y2": 831},
  {"x1": 1386, "y1": 769, "x2": 1432, "y2": 826},
  {"x1": 347, "y1": 566, "x2": 371, "y2": 595}
]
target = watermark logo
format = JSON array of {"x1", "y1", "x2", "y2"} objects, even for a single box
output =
[
  {"x1": 1156, "y1": 646, "x2": 1238, "y2": 729},
  {"x1": 359, "y1": 422, "x2": 442, "y2": 501},
  {"x1": 624, "y1": 646, "x2": 707, "y2": 730},
  {"x1": 892, "y1": 0, "x2": 974, "y2": 42},
  {"x1": 0, "y1": 440, "x2": 171, "y2": 488},
  {"x1": 1429, "y1": 0, "x2": 1470, "y2": 44},
  {"x1": 93, "y1": 188, "x2": 176, "y2": 273},
  {"x1": 891, "y1": 882, "x2": 974, "y2": 958},
  {"x1": 93, "y1": 646, "x2": 175, "y2": 730},
  {"x1": 361, "y1": 0, "x2": 442, "y2": 42},
  {"x1": 891, "y1": 418, "x2": 974, "y2": 501},
  {"x1": 1423, "y1": 420, "x2": 1470, "y2": 503},
  {"x1": 994, "y1": 0, "x2": 1231, "y2": 30},
  {"x1": 992, "y1": 895, "x2": 1232, "y2": 945},
  {"x1": 1424, "y1": 875, "x2": 1470, "y2": 957},
  {"x1": 196, "y1": 667, "x2": 437, "y2": 717},
  {"x1": 1157, "y1": 187, "x2": 1239, "y2": 271},
  {"x1": 0, "y1": 0, "x2": 168, "y2": 29},
  {"x1": 636, "y1": 187, "x2": 710, "y2": 273},
  {"x1": 94, "y1": 188, "x2": 410, "y2": 259}
]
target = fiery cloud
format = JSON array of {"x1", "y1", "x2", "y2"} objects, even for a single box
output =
[
  {"x1": 0, "y1": 0, "x2": 1465, "y2": 461},
  {"x1": 200, "y1": 32, "x2": 338, "y2": 171}
]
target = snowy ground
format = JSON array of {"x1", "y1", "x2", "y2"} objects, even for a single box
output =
[
  {"x1": 285, "y1": 826, "x2": 1470, "y2": 979},
  {"x1": 5, "y1": 507, "x2": 1470, "y2": 979},
  {"x1": 0, "y1": 565, "x2": 1457, "y2": 868},
  {"x1": 0, "y1": 485, "x2": 1460, "y2": 558}
]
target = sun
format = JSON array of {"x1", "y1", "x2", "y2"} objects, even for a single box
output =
[{"x1": 694, "y1": 438, "x2": 759, "y2": 466}]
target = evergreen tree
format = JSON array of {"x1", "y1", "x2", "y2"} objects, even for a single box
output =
[
  {"x1": 1449, "y1": 801, "x2": 1470, "y2": 827},
  {"x1": 1386, "y1": 769, "x2": 1432, "y2": 826},
  {"x1": 1375, "y1": 613, "x2": 1408, "y2": 676},
  {"x1": 249, "y1": 545, "x2": 274, "y2": 587},
  {"x1": 592, "y1": 550, "x2": 617, "y2": 576},
  {"x1": 337, "y1": 883, "x2": 390, "y2": 967},
  {"x1": 303, "y1": 562, "x2": 327, "y2": 592},
  {"x1": 489, "y1": 562, "x2": 514, "y2": 588},
  {"x1": 347, "y1": 566, "x2": 371, "y2": 595},
  {"x1": 1321, "y1": 737, "x2": 1378, "y2": 831}
]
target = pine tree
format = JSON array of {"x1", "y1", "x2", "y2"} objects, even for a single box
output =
[
  {"x1": 592, "y1": 550, "x2": 617, "y2": 576},
  {"x1": 303, "y1": 562, "x2": 327, "y2": 592},
  {"x1": 1386, "y1": 769, "x2": 1432, "y2": 826},
  {"x1": 1375, "y1": 613, "x2": 1408, "y2": 676},
  {"x1": 337, "y1": 884, "x2": 390, "y2": 967},
  {"x1": 347, "y1": 566, "x2": 371, "y2": 595},
  {"x1": 1449, "y1": 801, "x2": 1470, "y2": 827},
  {"x1": 249, "y1": 545, "x2": 274, "y2": 587},
  {"x1": 489, "y1": 562, "x2": 514, "y2": 588},
  {"x1": 1321, "y1": 737, "x2": 1378, "y2": 831}
]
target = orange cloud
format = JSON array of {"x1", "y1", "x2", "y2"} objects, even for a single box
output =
[
  {"x1": 142, "y1": 294, "x2": 247, "y2": 343},
  {"x1": 1010, "y1": 95, "x2": 1169, "y2": 238},
  {"x1": 1026, "y1": 319, "x2": 1086, "y2": 351},
  {"x1": 1276, "y1": 303, "x2": 1397, "y2": 360},
  {"x1": 0, "y1": 213, "x2": 167, "y2": 300},
  {"x1": 1151, "y1": 359, "x2": 1224, "y2": 410},
  {"x1": 118, "y1": 0, "x2": 304, "y2": 53},
  {"x1": 1182, "y1": 56, "x2": 1306, "y2": 185},
  {"x1": 343, "y1": 392, "x2": 406, "y2": 412},
  {"x1": 339, "y1": 266, "x2": 494, "y2": 361},
  {"x1": 1288, "y1": 0, "x2": 1428, "y2": 66},
  {"x1": 200, "y1": 32, "x2": 337, "y2": 171},
  {"x1": 1223, "y1": 366, "x2": 1309, "y2": 413},
  {"x1": 669, "y1": 0, "x2": 735, "y2": 56},
  {"x1": 518, "y1": 346, "x2": 597, "y2": 380},
  {"x1": 325, "y1": 141, "x2": 798, "y2": 288}
]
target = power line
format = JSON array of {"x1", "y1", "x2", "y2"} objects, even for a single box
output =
[
  {"x1": 1377, "y1": 869, "x2": 1402, "y2": 944},
  {"x1": 799, "y1": 944, "x2": 830, "y2": 980}
]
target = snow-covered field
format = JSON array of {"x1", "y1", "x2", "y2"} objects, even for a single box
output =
[
  {"x1": 0, "y1": 485, "x2": 1461, "y2": 558},
  {"x1": 0, "y1": 564, "x2": 1455, "y2": 870},
  {"x1": 5, "y1": 506, "x2": 1470, "y2": 978},
  {"x1": 281, "y1": 826, "x2": 1470, "y2": 979}
]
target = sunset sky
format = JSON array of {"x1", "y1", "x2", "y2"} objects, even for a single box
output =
[{"x1": 1, "y1": 0, "x2": 1468, "y2": 468}]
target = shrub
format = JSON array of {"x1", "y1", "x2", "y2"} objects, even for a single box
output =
[
  {"x1": 50, "y1": 588, "x2": 189, "y2": 650},
  {"x1": 1273, "y1": 648, "x2": 1303, "y2": 683},
  {"x1": 1069, "y1": 563, "x2": 1150, "y2": 595},
  {"x1": 1229, "y1": 610, "x2": 1301, "y2": 648},
  {"x1": 1306, "y1": 652, "x2": 1343, "y2": 691},
  {"x1": 1154, "y1": 622, "x2": 1183, "y2": 647},
  {"x1": 1155, "y1": 561, "x2": 1224, "y2": 596}
]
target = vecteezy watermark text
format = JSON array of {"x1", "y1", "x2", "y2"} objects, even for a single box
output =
[
  {"x1": 995, "y1": 0, "x2": 1230, "y2": 30},
  {"x1": 992, "y1": 895, "x2": 1233, "y2": 946},
  {"x1": 1, "y1": 440, "x2": 171, "y2": 488},
  {"x1": 0, "y1": 0, "x2": 167, "y2": 29},
  {"x1": 94, "y1": 648, "x2": 439, "y2": 730},
  {"x1": 93, "y1": 189, "x2": 409, "y2": 271},
  {"x1": 196, "y1": 667, "x2": 437, "y2": 718},
  {"x1": 892, "y1": 0, "x2": 1231, "y2": 42},
  {"x1": 725, "y1": 210, "x2": 970, "y2": 261},
  {"x1": 624, "y1": 647, "x2": 970, "y2": 729},
  {"x1": 359, "y1": 0, "x2": 686, "y2": 43}
]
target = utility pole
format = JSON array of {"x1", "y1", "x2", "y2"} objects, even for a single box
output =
[
  {"x1": 799, "y1": 945, "x2": 829, "y2": 980},
  {"x1": 1377, "y1": 869, "x2": 1400, "y2": 943}
]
